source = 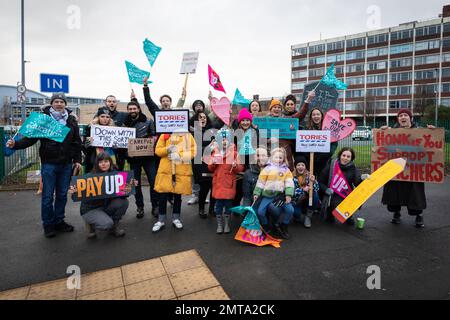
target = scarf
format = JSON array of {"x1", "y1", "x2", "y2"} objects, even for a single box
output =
[{"x1": 49, "y1": 107, "x2": 69, "y2": 125}]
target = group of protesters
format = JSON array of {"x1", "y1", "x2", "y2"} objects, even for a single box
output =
[{"x1": 6, "y1": 78, "x2": 433, "y2": 239}]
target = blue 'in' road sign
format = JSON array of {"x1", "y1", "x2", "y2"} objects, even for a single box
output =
[{"x1": 40, "y1": 73, "x2": 69, "y2": 93}]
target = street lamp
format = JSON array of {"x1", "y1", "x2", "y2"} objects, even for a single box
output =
[{"x1": 435, "y1": 68, "x2": 439, "y2": 127}]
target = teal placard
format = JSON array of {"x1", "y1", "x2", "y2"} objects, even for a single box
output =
[
  {"x1": 18, "y1": 112, "x2": 70, "y2": 143},
  {"x1": 253, "y1": 117, "x2": 299, "y2": 139}
]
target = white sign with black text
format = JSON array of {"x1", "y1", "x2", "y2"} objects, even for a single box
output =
[
  {"x1": 90, "y1": 125, "x2": 136, "y2": 149},
  {"x1": 180, "y1": 52, "x2": 200, "y2": 74},
  {"x1": 155, "y1": 110, "x2": 189, "y2": 134},
  {"x1": 296, "y1": 130, "x2": 331, "y2": 153}
]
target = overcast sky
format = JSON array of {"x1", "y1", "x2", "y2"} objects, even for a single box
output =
[{"x1": 0, "y1": 0, "x2": 448, "y2": 105}]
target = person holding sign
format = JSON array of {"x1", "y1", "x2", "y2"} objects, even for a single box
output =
[
  {"x1": 318, "y1": 148, "x2": 363, "y2": 225},
  {"x1": 123, "y1": 101, "x2": 159, "y2": 219},
  {"x1": 152, "y1": 132, "x2": 197, "y2": 233},
  {"x1": 292, "y1": 156, "x2": 320, "y2": 228},
  {"x1": 69, "y1": 152, "x2": 137, "y2": 238},
  {"x1": 142, "y1": 77, "x2": 185, "y2": 118},
  {"x1": 6, "y1": 93, "x2": 82, "y2": 238},
  {"x1": 380, "y1": 109, "x2": 436, "y2": 228},
  {"x1": 83, "y1": 108, "x2": 118, "y2": 173},
  {"x1": 253, "y1": 148, "x2": 295, "y2": 240}
]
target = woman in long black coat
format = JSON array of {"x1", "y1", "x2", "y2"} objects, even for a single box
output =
[{"x1": 380, "y1": 109, "x2": 435, "y2": 228}]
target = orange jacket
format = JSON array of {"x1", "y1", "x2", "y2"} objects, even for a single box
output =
[{"x1": 208, "y1": 145, "x2": 245, "y2": 200}]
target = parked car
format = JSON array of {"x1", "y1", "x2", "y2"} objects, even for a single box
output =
[{"x1": 352, "y1": 126, "x2": 372, "y2": 141}]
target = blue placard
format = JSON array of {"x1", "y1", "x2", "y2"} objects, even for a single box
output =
[
  {"x1": 253, "y1": 117, "x2": 299, "y2": 139},
  {"x1": 40, "y1": 73, "x2": 69, "y2": 93}
]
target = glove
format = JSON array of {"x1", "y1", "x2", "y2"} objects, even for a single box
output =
[
  {"x1": 325, "y1": 188, "x2": 334, "y2": 196},
  {"x1": 167, "y1": 145, "x2": 177, "y2": 154},
  {"x1": 168, "y1": 152, "x2": 181, "y2": 161}
]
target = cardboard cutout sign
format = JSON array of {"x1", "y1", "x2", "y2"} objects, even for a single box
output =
[
  {"x1": 322, "y1": 109, "x2": 356, "y2": 142},
  {"x1": 211, "y1": 97, "x2": 231, "y2": 126},
  {"x1": 371, "y1": 128, "x2": 445, "y2": 184},
  {"x1": 127, "y1": 138, "x2": 155, "y2": 157},
  {"x1": 333, "y1": 158, "x2": 406, "y2": 223},
  {"x1": 71, "y1": 171, "x2": 135, "y2": 202}
]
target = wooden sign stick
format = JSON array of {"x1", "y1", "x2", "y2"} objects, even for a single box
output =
[{"x1": 309, "y1": 152, "x2": 314, "y2": 207}]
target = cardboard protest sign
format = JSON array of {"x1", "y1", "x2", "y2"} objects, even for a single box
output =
[
  {"x1": 295, "y1": 130, "x2": 331, "y2": 153},
  {"x1": 371, "y1": 128, "x2": 445, "y2": 184},
  {"x1": 127, "y1": 138, "x2": 154, "y2": 157},
  {"x1": 322, "y1": 109, "x2": 356, "y2": 142},
  {"x1": 155, "y1": 110, "x2": 189, "y2": 133},
  {"x1": 180, "y1": 52, "x2": 199, "y2": 74},
  {"x1": 211, "y1": 97, "x2": 231, "y2": 126},
  {"x1": 71, "y1": 171, "x2": 135, "y2": 202},
  {"x1": 253, "y1": 117, "x2": 299, "y2": 139},
  {"x1": 18, "y1": 112, "x2": 70, "y2": 143},
  {"x1": 90, "y1": 125, "x2": 136, "y2": 149},
  {"x1": 301, "y1": 81, "x2": 339, "y2": 112},
  {"x1": 333, "y1": 158, "x2": 406, "y2": 223}
]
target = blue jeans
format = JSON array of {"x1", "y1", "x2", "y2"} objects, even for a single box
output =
[
  {"x1": 41, "y1": 163, "x2": 73, "y2": 227},
  {"x1": 215, "y1": 199, "x2": 233, "y2": 217},
  {"x1": 293, "y1": 191, "x2": 320, "y2": 221},
  {"x1": 268, "y1": 202, "x2": 294, "y2": 225},
  {"x1": 257, "y1": 197, "x2": 275, "y2": 226}
]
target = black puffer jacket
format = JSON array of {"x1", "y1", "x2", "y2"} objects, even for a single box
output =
[
  {"x1": 242, "y1": 164, "x2": 263, "y2": 206},
  {"x1": 13, "y1": 105, "x2": 82, "y2": 165}
]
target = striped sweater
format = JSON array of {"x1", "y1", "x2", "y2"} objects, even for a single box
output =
[{"x1": 253, "y1": 163, "x2": 294, "y2": 198}]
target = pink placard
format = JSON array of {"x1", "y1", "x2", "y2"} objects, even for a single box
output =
[
  {"x1": 322, "y1": 109, "x2": 356, "y2": 142},
  {"x1": 211, "y1": 97, "x2": 231, "y2": 126}
]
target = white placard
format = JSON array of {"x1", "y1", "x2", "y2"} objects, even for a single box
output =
[
  {"x1": 296, "y1": 130, "x2": 331, "y2": 153},
  {"x1": 180, "y1": 52, "x2": 199, "y2": 74},
  {"x1": 91, "y1": 125, "x2": 136, "y2": 148},
  {"x1": 155, "y1": 110, "x2": 189, "y2": 133}
]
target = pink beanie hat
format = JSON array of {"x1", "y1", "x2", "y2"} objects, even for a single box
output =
[{"x1": 238, "y1": 108, "x2": 253, "y2": 123}]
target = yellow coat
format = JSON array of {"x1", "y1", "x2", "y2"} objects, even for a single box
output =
[{"x1": 154, "y1": 133, "x2": 197, "y2": 195}]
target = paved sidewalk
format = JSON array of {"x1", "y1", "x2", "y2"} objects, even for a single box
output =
[{"x1": 0, "y1": 178, "x2": 450, "y2": 299}]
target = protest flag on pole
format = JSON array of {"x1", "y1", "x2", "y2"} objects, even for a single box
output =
[
  {"x1": 142, "y1": 38, "x2": 162, "y2": 67},
  {"x1": 208, "y1": 64, "x2": 226, "y2": 94},
  {"x1": 125, "y1": 61, "x2": 152, "y2": 85},
  {"x1": 232, "y1": 88, "x2": 252, "y2": 106}
]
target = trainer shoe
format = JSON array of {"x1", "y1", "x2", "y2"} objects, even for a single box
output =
[
  {"x1": 152, "y1": 221, "x2": 165, "y2": 233},
  {"x1": 44, "y1": 225, "x2": 56, "y2": 238},
  {"x1": 172, "y1": 219, "x2": 183, "y2": 230},
  {"x1": 187, "y1": 196, "x2": 199, "y2": 205},
  {"x1": 415, "y1": 215, "x2": 425, "y2": 228}
]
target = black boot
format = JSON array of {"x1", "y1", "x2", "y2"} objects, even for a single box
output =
[
  {"x1": 199, "y1": 208, "x2": 207, "y2": 219},
  {"x1": 136, "y1": 207, "x2": 144, "y2": 219},
  {"x1": 346, "y1": 216, "x2": 355, "y2": 226},
  {"x1": 44, "y1": 225, "x2": 56, "y2": 238},
  {"x1": 110, "y1": 221, "x2": 125, "y2": 237},
  {"x1": 391, "y1": 212, "x2": 401, "y2": 224},
  {"x1": 151, "y1": 207, "x2": 158, "y2": 218},
  {"x1": 54, "y1": 221, "x2": 74, "y2": 233},
  {"x1": 279, "y1": 224, "x2": 291, "y2": 240},
  {"x1": 415, "y1": 214, "x2": 425, "y2": 228}
]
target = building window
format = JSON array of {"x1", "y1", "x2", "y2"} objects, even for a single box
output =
[
  {"x1": 345, "y1": 89, "x2": 364, "y2": 98},
  {"x1": 366, "y1": 61, "x2": 387, "y2": 71},
  {"x1": 389, "y1": 100, "x2": 412, "y2": 109},
  {"x1": 367, "y1": 74, "x2": 387, "y2": 83},
  {"x1": 335, "y1": 66, "x2": 344, "y2": 74},
  {"x1": 346, "y1": 38, "x2": 365, "y2": 48},
  {"x1": 415, "y1": 39, "x2": 440, "y2": 51},
  {"x1": 292, "y1": 47, "x2": 307, "y2": 56},
  {"x1": 367, "y1": 88, "x2": 387, "y2": 96},
  {"x1": 415, "y1": 54, "x2": 440, "y2": 65},
  {"x1": 346, "y1": 50, "x2": 365, "y2": 61},
  {"x1": 390, "y1": 72, "x2": 412, "y2": 82},
  {"x1": 415, "y1": 25, "x2": 441, "y2": 37},
  {"x1": 292, "y1": 83, "x2": 305, "y2": 91},
  {"x1": 445, "y1": 23, "x2": 450, "y2": 33},
  {"x1": 368, "y1": 33, "x2": 388, "y2": 45},
  {"x1": 443, "y1": 37, "x2": 450, "y2": 48},
  {"x1": 442, "y1": 68, "x2": 450, "y2": 78},
  {"x1": 344, "y1": 103, "x2": 361, "y2": 111},
  {"x1": 326, "y1": 53, "x2": 345, "y2": 63},
  {"x1": 390, "y1": 86, "x2": 412, "y2": 95},
  {"x1": 292, "y1": 59, "x2": 308, "y2": 68},
  {"x1": 390, "y1": 57, "x2": 412, "y2": 68},
  {"x1": 391, "y1": 29, "x2": 413, "y2": 41},
  {"x1": 346, "y1": 63, "x2": 365, "y2": 73},
  {"x1": 309, "y1": 68, "x2": 324, "y2": 77},
  {"x1": 309, "y1": 44, "x2": 325, "y2": 54},
  {"x1": 367, "y1": 47, "x2": 388, "y2": 58},
  {"x1": 442, "y1": 83, "x2": 450, "y2": 93},
  {"x1": 346, "y1": 76, "x2": 364, "y2": 85},
  {"x1": 390, "y1": 43, "x2": 413, "y2": 55},
  {"x1": 414, "y1": 69, "x2": 437, "y2": 80},
  {"x1": 327, "y1": 40, "x2": 345, "y2": 51},
  {"x1": 292, "y1": 71, "x2": 307, "y2": 79},
  {"x1": 309, "y1": 56, "x2": 326, "y2": 65}
]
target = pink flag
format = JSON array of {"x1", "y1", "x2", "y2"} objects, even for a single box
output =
[
  {"x1": 208, "y1": 64, "x2": 226, "y2": 94},
  {"x1": 330, "y1": 160, "x2": 353, "y2": 199}
]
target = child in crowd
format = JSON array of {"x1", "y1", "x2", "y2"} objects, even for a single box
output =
[
  {"x1": 242, "y1": 147, "x2": 269, "y2": 206},
  {"x1": 292, "y1": 156, "x2": 320, "y2": 229},
  {"x1": 208, "y1": 128, "x2": 244, "y2": 234},
  {"x1": 253, "y1": 148, "x2": 295, "y2": 239}
]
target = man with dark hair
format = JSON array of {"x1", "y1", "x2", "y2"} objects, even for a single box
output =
[
  {"x1": 7, "y1": 92, "x2": 82, "y2": 238},
  {"x1": 123, "y1": 100, "x2": 159, "y2": 218},
  {"x1": 142, "y1": 77, "x2": 185, "y2": 117}
]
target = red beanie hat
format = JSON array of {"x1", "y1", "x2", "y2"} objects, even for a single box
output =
[
  {"x1": 397, "y1": 108, "x2": 412, "y2": 119},
  {"x1": 238, "y1": 108, "x2": 253, "y2": 123}
]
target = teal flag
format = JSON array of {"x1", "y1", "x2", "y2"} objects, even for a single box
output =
[
  {"x1": 321, "y1": 63, "x2": 348, "y2": 90},
  {"x1": 18, "y1": 112, "x2": 70, "y2": 143},
  {"x1": 143, "y1": 38, "x2": 161, "y2": 67},
  {"x1": 125, "y1": 61, "x2": 152, "y2": 85},
  {"x1": 232, "y1": 88, "x2": 251, "y2": 106},
  {"x1": 229, "y1": 206, "x2": 261, "y2": 231}
]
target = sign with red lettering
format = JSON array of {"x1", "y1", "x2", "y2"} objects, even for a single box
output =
[
  {"x1": 322, "y1": 109, "x2": 356, "y2": 142},
  {"x1": 295, "y1": 130, "x2": 331, "y2": 153},
  {"x1": 155, "y1": 110, "x2": 189, "y2": 134},
  {"x1": 371, "y1": 128, "x2": 445, "y2": 184}
]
